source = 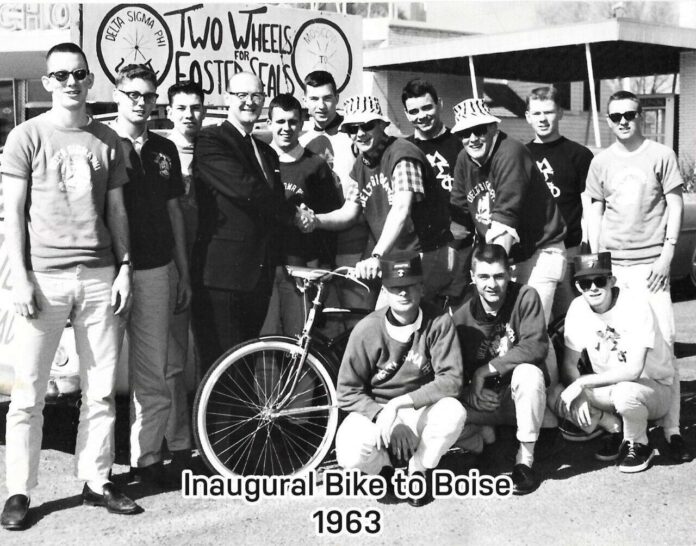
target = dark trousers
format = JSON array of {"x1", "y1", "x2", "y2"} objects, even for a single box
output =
[{"x1": 192, "y1": 270, "x2": 273, "y2": 375}]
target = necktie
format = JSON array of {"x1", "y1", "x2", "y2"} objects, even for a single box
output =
[{"x1": 245, "y1": 133, "x2": 273, "y2": 187}]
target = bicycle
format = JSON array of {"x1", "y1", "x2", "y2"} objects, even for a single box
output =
[{"x1": 193, "y1": 266, "x2": 370, "y2": 478}]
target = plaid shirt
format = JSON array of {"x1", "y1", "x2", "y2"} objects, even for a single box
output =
[{"x1": 347, "y1": 158, "x2": 425, "y2": 206}]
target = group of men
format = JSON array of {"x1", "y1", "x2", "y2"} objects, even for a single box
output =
[{"x1": 0, "y1": 39, "x2": 692, "y2": 530}]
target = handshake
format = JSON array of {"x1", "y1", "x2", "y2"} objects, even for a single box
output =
[{"x1": 294, "y1": 204, "x2": 318, "y2": 233}]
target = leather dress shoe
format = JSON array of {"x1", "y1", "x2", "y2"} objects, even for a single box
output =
[
  {"x1": 407, "y1": 470, "x2": 434, "y2": 508},
  {"x1": 1, "y1": 494, "x2": 30, "y2": 530},
  {"x1": 130, "y1": 462, "x2": 181, "y2": 491},
  {"x1": 512, "y1": 464, "x2": 539, "y2": 495},
  {"x1": 668, "y1": 435, "x2": 694, "y2": 463},
  {"x1": 82, "y1": 483, "x2": 141, "y2": 515}
]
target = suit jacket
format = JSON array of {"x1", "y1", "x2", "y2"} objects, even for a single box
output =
[{"x1": 193, "y1": 120, "x2": 292, "y2": 291}]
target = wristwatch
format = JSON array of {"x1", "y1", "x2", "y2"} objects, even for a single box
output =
[
  {"x1": 119, "y1": 260, "x2": 132, "y2": 268},
  {"x1": 371, "y1": 252, "x2": 381, "y2": 259}
]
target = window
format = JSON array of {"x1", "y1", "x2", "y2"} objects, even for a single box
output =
[{"x1": 0, "y1": 80, "x2": 15, "y2": 147}]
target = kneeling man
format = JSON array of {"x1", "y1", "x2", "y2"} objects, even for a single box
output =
[
  {"x1": 335, "y1": 254, "x2": 465, "y2": 507},
  {"x1": 452, "y1": 244, "x2": 549, "y2": 495},
  {"x1": 553, "y1": 252, "x2": 674, "y2": 473}
]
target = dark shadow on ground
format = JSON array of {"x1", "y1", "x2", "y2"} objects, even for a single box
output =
[{"x1": 675, "y1": 342, "x2": 696, "y2": 359}]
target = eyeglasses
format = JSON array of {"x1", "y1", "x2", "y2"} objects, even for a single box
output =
[
  {"x1": 229, "y1": 91, "x2": 266, "y2": 103},
  {"x1": 342, "y1": 120, "x2": 379, "y2": 135},
  {"x1": 608, "y1": 111, "x2": 638, "y2": 123},
  {"x1": 117, "y1": 89, "x2": 159, "y2": 103},
  {"x1": 459, "y1": 125, "x2": 490, "y2": 139},
  {"x1": 48, "y1": 69, "x2": 89, "y2": 82},
  {"x1": 576, "y1": 276, "x2": 609, "y2": 292}
]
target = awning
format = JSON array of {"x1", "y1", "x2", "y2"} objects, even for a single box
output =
[{"x1": 364, "y1": 18, "x2": 696, "y2": 82}]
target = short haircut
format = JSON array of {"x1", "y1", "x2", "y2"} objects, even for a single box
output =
[
  {"x1": 471, "y1": 243, "x2": 510, "y2": 271},
  {"x1": 167, "y1": 80, "x2": 204, "y2": 105},
  {"x1": 268, "y1": 93, "x2": 302, "y2": 119},
  {"x1": 607, "y1": 90, "x2": 641, "y2": 113},
  {"x1": 401, "y1": 78, "x2": 439, "y2": 107},
  {"x1": 304, "y1": 70, "x2": 337, "y2": 95},
  {"x1": 46, "y1": 42, "x2": 88, "y2": 70},
  {"x1": 526, "y1": 86, "x2": 561, "y2": 109},
  {"x1": 116, "y1": 64, "x2": 157, "y2": 88}
]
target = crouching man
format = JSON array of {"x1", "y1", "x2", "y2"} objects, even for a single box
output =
[
  {"x1": 452, "y1": 244, "x2": 549, "y2": 495},
  {"x1": 552, "y1": 252, "x2": 674, "y2": 473},
  {"x1": 335, "y1": 254, "x2": 465, "y2": 507}
]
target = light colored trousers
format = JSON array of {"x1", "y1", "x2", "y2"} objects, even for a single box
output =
[
  {"x1": 552, "y1": 378, "x2": 672, "y2": 445},
  {"x1": 6, "y1": 266, "x2": 119, "y2": 495},
  {"x1": 335, "y1": 397, "x2": 466, "y2": 474},
  {"x1": 122, "y1": 264, "x2": 172, "y2": 467},
  {"x1": 612, "y1": 262, "x2": 680, "y2": 434},
  {"x1": 457, "y1": 364, "x2": 546, "y2": 453},
  {"x1": 165, "y1": 261, "x2": 192, "y2": 452},
  {"x1": 511, "y1": 242, "x2": 566, "y2": 404}
]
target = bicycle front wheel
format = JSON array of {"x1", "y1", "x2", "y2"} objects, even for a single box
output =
[{"x1": 193, "y1": 338, "x2": 339, "y2": 477}]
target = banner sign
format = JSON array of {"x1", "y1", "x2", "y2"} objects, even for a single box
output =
[{"x1": 82, "y1": 3, "x2": 362, "y2": 104}]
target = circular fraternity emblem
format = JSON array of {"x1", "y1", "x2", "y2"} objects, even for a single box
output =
[
  {"x1": 96, "y1": 4, "x2": 173, "y2": 86},
  {"x1": 292, "y1": 18, "x2": 353, "y2": 94}
]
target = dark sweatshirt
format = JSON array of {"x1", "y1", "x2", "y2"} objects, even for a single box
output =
[
  {"x1": 451, "y1": 131, "x2": 566, "y2": 263},
  {"x1": 337, "y1": 302, "x2": 463, "y2": 421},
  {"x1": 451, "y1": 282, "x2": 549, "y2": 386}
]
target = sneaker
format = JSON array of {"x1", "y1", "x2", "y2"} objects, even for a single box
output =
[
  {"x1": 559, "y1": 420, "x2": 604, "y2": 443},
  {"x1": 595, "y1": 432, "x2": 626, "y2": 462},
  {"x1": 619, "y1": 442, "x2": 656, "y2": 473}
]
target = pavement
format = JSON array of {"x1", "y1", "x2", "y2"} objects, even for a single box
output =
[{"x1": 1, "y1": 284, "x2": 695, "y2": 544}]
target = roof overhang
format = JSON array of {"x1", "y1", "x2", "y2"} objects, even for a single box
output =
[{"x1": 364, "y1": 18, "x2": 696, "y2": 81}]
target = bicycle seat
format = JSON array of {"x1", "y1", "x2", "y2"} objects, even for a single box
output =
[{"x1": 285, "y1": 265, "x2": 330, "y2": 282}]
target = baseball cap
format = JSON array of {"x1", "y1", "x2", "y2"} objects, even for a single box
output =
[
  {"x1": 573, "y1": 252, "x2": 612, "y2": 280},
  {"x1": 380, "y1": 254, "x2": 423, "y2": 288}
]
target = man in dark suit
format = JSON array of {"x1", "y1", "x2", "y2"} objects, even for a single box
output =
[{"x1": 192, "y1": 72, "x2": 298, "y2": 371}]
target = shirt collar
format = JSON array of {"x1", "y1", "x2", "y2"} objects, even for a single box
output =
[
  {"x1": 315, "y1": 113, "x2": 344, "y2": 133},
  {"x1": 113, "y1": 119, "x2": 149, "y2": 148},
  {"x1": 272, "y1": 143, "x2": 304, "y2": 163},
  {"x1": 384, "y1": 308, "x2": 423, "y2": 342},
  {"x1": 228, "y1": 117, "x2": 252, "y2": 137}
]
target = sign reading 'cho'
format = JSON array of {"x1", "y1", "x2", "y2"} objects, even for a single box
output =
[{"x1": 83, "y1": 3, "x2": 361, "y2": 104}]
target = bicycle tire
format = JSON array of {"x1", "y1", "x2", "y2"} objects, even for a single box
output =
[{"x1": 193, "y1": 337, "x2": 339, "y2": 477}]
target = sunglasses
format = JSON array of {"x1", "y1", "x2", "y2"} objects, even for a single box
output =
[
  {"x1": 117, "y1": 89, "x2": 159, "y2": 103},
  {"x1": 342, "y1": 120, "x2": 379, "y2": 135},
  {"x1": 459, "y1": 124, "x2": 490, "y2": 139},
  {"x1": 48, "y1": 69, "x2": 89, "y2": 82},
  {"x1": 576, "y1": 276, "x2": 609, "y2": 292},
  {"x1": 608, "y1": 111, "x2": 638, "y2": 123}
]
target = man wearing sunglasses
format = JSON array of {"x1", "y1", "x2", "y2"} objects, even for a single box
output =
[
  {"x1": 304, "y1": 95, "x2": 453, "y2": 306},
  {"x1": 1, "y1": 42, "x2": 139, "y2": 530},
  {"x1": 450, "y1": 98, "x2": 567, "y2": 330},
  {"x1": 586, "y1": 90, "x2": 691, "y2": 463},
  {"x1": 112, "y1": 64, "x2": 190, "y2": 490},
  {"x1": 553, "y1": 252, "x2": 675, "y2": 473}
]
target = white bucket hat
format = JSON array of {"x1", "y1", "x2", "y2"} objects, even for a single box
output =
[
  {"x1": 340, "y1": 95, "x2": 391, "y2": 128},
  {"x1": 452, "y1": 98, "x2": 501, "y2": 134}
]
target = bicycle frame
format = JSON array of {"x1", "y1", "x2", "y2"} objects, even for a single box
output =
[{"x1": 273, "y1": 277, "x2": 329, "y2": 410}]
